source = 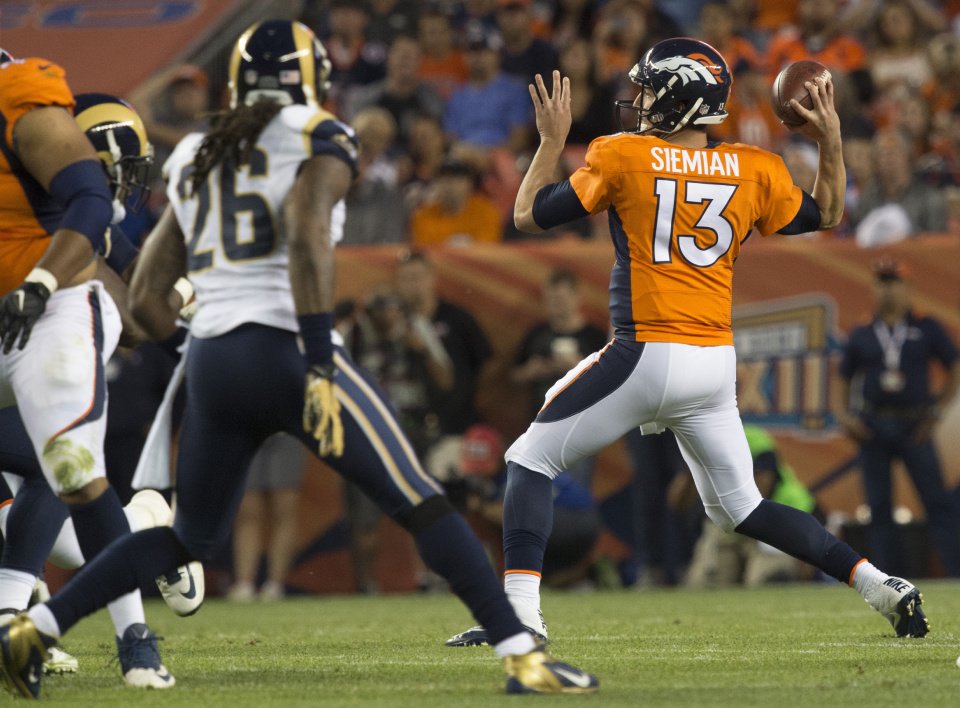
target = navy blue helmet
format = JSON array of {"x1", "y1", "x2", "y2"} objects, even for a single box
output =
[
  {"x1": 615, "y1": 37, "x2": 732, "y2": 136},
  {"x1": 229, "y1": 19, "x2": 332, "y2": 109},
  {"x1": 74, "y1": 93, "x2": 153, "y2": 212}
]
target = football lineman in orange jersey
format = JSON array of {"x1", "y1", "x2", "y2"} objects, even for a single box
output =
[
  {"x1": 447, "y1": 38, "x2": 929, "y2": 649},
  {"x1": 0, "y1": 53, "x2": 174, "y2": 693}
]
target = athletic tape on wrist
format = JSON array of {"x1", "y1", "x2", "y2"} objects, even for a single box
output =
[
  {"x1": 173, "y1": 277, "x2": 194, "y2": 306},
  {"x1": 24, "y1": 268, "x2": 59, "y2": 294}
]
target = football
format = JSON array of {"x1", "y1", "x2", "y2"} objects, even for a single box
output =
[{"x1": 771, "y1": 60, "x2": 831, "y2": 127}]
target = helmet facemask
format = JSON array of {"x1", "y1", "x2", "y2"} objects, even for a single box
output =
[{"x1": 74, "y1": 93, "x2": 154, "y2": 223}]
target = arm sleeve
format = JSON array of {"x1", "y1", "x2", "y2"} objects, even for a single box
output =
[
  {"x1": 755, "y1": 153, "x2": 804, "y2": 236},
  {"x1": 568, "y1": 136, "x2": 617, "y2": 214},
  {"x1": 532, "y1": 180, "x2": 590, "y2": 230},
  {"x1": 47, "y1": 160, "x2": 113, "y2": 252},
  {"x1": 776, "y1": 190, "x2": 821, "y2": 235}
]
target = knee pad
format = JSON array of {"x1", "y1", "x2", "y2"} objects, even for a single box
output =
[{"x1": 43, "y1": 438, "x2": 104, "y2": 494}]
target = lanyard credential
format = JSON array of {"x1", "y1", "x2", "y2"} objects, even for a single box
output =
[{"x1": 873, "y1": 320, "x2": 908, "y2": 393}]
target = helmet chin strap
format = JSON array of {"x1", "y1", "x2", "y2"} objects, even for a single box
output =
[{"x1": 672, "y1": 97, "x2": 704, "y2": 133}]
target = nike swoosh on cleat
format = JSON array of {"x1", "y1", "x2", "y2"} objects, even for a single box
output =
[
  {"x1": 181, "y1": 571, "x2": 197, "y2": 600},
  {"x1": 552, "y1": 666, "x2": 593, "y2": 689}
]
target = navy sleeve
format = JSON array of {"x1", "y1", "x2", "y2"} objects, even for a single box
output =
[
  {"x1": 776, "y1": 190, "x2": 821, "y2": 235},
  {"x1": 532, "y1": 180, "x2": 590, "y2": 230}
]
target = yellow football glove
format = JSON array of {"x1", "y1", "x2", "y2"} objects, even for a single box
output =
[{"x1": 303, "y1": 364, "x2": 344, "y2": 457}]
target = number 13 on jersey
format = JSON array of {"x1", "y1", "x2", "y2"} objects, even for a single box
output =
[{"x1": 652, "y1": 179, "x2": 738, "y2": 268}]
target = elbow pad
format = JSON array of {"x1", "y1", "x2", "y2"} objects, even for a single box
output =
[{"x1": 47, "y1": 159, "x2": 113, "y2": 253}]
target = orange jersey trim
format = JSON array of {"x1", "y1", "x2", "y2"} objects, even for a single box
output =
[{"x1": 504, "y1": 569, "x2": 542, "y2": 578}]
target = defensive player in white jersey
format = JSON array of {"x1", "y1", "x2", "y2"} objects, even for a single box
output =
[{"x1": 0, "y1": 21, "x2": 597, "y2": 698}]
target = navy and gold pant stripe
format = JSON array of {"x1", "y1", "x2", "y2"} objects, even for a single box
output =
[
  {"x1": 172, "y1": 324, "x2": 443, "y2": 560},
  {"x1": 332, "y1": 350, "x2": 442, "y2": 505}
]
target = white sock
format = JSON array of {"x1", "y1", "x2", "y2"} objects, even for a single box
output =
[
  {"x1": 46, "y1": 517, "x2": 85, "y2": 570},
  {"x1": 0, "y1": 569, "x2": 36, "y2": 612},
  {"x1": 494, "y1": 631, "x2": 537, "y2": 658},
  {"x1": 107, "y1": 590, "x2": 146, "y2": 638},
  {"x1": 504, "y1": 572, "x2": 541, "y2": 605},
  {"x1": 27, "y1": 604, "x2": 61, "y2": 639},
  {"x1": 851, "y1": 560, "x2": 887, "y2": 598}
]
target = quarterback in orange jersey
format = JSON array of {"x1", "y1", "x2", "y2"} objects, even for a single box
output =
[
  {"x1": 0, "y1": 52, "x2": 175, "y2": 693},
  {"x1": 447, "y1": 38, "x2": 929, "y2": 650}
]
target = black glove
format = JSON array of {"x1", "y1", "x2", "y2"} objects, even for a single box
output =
[{"x1": 0, "y1": 282, "x2": 51, "y2": 354}]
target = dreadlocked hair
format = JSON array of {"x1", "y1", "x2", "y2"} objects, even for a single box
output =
[{"x1": 190, "y1": 100, "x2": 283, "y2": 194}]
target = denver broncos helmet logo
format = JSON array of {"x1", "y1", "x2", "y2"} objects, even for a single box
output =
[{"x1": 650, "y1": 54, "x2": 725, "y2": 85}]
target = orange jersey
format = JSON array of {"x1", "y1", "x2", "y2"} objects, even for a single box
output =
[
  {"x1": 0, "y1": 58, "x2": 75, "y2": 294},
  {"x1": 569, "y1": 134, "x2": 802, "y2": 346}
]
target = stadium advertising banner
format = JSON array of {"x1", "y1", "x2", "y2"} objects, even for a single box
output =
[
  {"x1": 733, "y1": 294, "x2": 843, "y2": 432},
  {"x1": 0, "y1": 1, "x2": 240, "y2": 94}
]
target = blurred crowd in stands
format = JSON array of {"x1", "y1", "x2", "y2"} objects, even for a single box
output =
[
  {"x1": 130, "y1": 0, "x2": 960, "y2": 250},
  {"x1": 108, "y1": 0, "x2": 960, "y2": 595}
]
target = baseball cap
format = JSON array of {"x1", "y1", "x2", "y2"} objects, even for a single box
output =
[
  {"x1": 460, "y1": 425, "x2": 503, "y2": 477},
  {"x1": 872, "y1": 257, "x2": 907, "y2": 282}
]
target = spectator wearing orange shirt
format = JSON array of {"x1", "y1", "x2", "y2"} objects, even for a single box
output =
[
  {"x1": 417, "y1": 9, "x2": 468, "y2": 101},
  {"x1": 765, "y1": 0, "x2": 867, "y2": 79},
  {"x1": 409, "y1": 159, "x2": 502, "y2": 246}
]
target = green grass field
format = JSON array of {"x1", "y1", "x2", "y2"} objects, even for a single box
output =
[{"x1": 23, "y1": 580, "x2": 960, "y2": 706}]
